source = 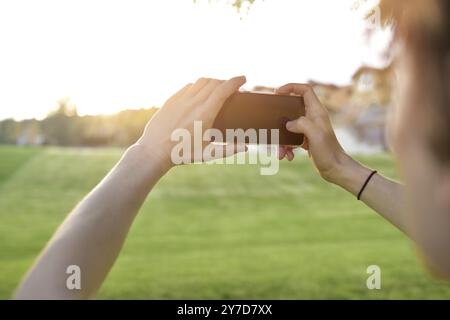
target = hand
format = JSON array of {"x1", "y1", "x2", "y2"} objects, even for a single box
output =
[
  {"x1": 276, "y1": 83, "x2": 351, "y2": 183},
  {"x1": 136, "y1": 76, "x2": 247, "y2": 169}
]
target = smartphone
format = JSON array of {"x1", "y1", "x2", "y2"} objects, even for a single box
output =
[{"x1": 213, "y1": 91, "x2": 305, "y2": 145}]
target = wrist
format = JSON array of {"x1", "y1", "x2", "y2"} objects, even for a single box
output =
[
  {"x1": 321, "y1": 152, "x2": 352, "y2": 184},
  {"x1": 125, "y1": 143, "x2": 173, "y2": 177},
  {"x1": 326, "y1": 153, "x2": 373, "y2": 196}
]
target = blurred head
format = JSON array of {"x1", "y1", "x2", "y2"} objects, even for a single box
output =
[{"x1": 382, "y1": 0, "x2": 450, "y2": 275}]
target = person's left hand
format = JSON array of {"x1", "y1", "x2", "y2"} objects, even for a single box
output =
[{"x1": 136, "y1": 76, "x2": 248, "y2": 169}]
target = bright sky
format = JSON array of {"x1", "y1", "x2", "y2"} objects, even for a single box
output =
[{"x1": 0, "y1": 0, "x2": 390, "y2": 120}]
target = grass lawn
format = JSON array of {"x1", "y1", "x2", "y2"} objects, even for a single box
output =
[{"x1": 0, "y1": 145, "x2": 449, "y2": 299}]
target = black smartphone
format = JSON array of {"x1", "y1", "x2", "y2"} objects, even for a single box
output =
[{"x1": 213, "y1": 91, "x2": 305, "y2": 145}]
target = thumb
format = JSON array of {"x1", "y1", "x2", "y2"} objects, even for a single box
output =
[
  {"x1": 203, "y1": 143, "x2": 247, "y2": 162},
  {"x1": 286, "y1": 116, "x2": 317, "y2": 138}
]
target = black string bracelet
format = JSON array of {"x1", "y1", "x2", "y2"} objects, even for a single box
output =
[{"x1": 357, "y1": 170, "x2": 377, "y2": 200}]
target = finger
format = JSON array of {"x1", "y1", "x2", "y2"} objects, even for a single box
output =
[
  {"x1": 193, "y1": 79, "x2": 224, "y2": 104},
  {"x1": 189, "y1": 77, "x2": 211, "y2": 96},
  {"x1": 286, "y1": 149, "x2": 294, "y2": 161},
  {"x1": 203, "y1": 143, "x2": 247, "y2": 161},
  {"x1": 301, "y1": 136, "x2": 309, "y2": 150},
  {"x1": 276, "y1": 83, "x2": 326, "y2": 117},
  {"x1": 279, "y1": 146, "x2": 287, "y2": 160},
  {"x1": 286, "y1": 116, "x2": 318, "y2": 138},
  {"x1": 204, "y1": 75, "x2": 246, "y2": 113},
  {"x1": 165, "y1": 83, "x2": 193, "y2": 105},
  {"x1": 224, "y1": 143, "x2": 247, "y2": 158}
]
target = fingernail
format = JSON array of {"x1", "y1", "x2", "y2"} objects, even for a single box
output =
[{"x1": 286, "y1": 121, "x2": 294, "y2": 130}]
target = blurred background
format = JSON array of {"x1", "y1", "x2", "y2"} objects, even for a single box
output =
[
  {"x1": 0, "y1": 0, "x2": 391, "y2": 152},
  {"x1": 0, "y1": 0, "x2": 449, "y2": 299}
]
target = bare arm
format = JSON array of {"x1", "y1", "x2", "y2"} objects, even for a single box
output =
[
  {"x1": 277, "y1": 83, "x2": 408, "y2": 234},
  {"x1": 15, "y1": 146, "x2": 168, "y2": 299},
  {"x1": 326, "y1": 154, "x2": 406, "y2": 233},
  {"x1": 15, "y1": 76, "x2": 247, "y2": 299},
  {"x1": 278, "y1": 83, "x2": 450, "y2": 279}
]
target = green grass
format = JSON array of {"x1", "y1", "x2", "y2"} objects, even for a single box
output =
[
  {"x1": 0, "y1": 146, "x2": 42, "y2": 183},
  {"x1": 0, "y1": 146, "x2": 449, "y2": 299}
]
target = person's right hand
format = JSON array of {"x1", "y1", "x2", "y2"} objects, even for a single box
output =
[{"x1": 276, "y1": 83, "x2": 351, "y2": 183}]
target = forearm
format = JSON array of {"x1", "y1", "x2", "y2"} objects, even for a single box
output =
[
  {"x1": 330, "y1": 154, "x2": 407, "y2": 234},
  {"x1": 15, "y1": 144, "x2": 169, "y2": 299},
  {"x1": 331, "y1": 156, "x2": 450, "y2": 279}
]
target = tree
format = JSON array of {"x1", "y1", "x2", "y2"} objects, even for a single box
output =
[
  {"x1": 0, "y1": 119, "x2": 19, "y2": 144},
  {"x1": 41, "y1": 98, "x2": 79, "y2": 146}
]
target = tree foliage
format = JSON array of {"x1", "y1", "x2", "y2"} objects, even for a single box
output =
[{"x1": 0, "y1": 102, "x2": 158, "y2": 147}]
